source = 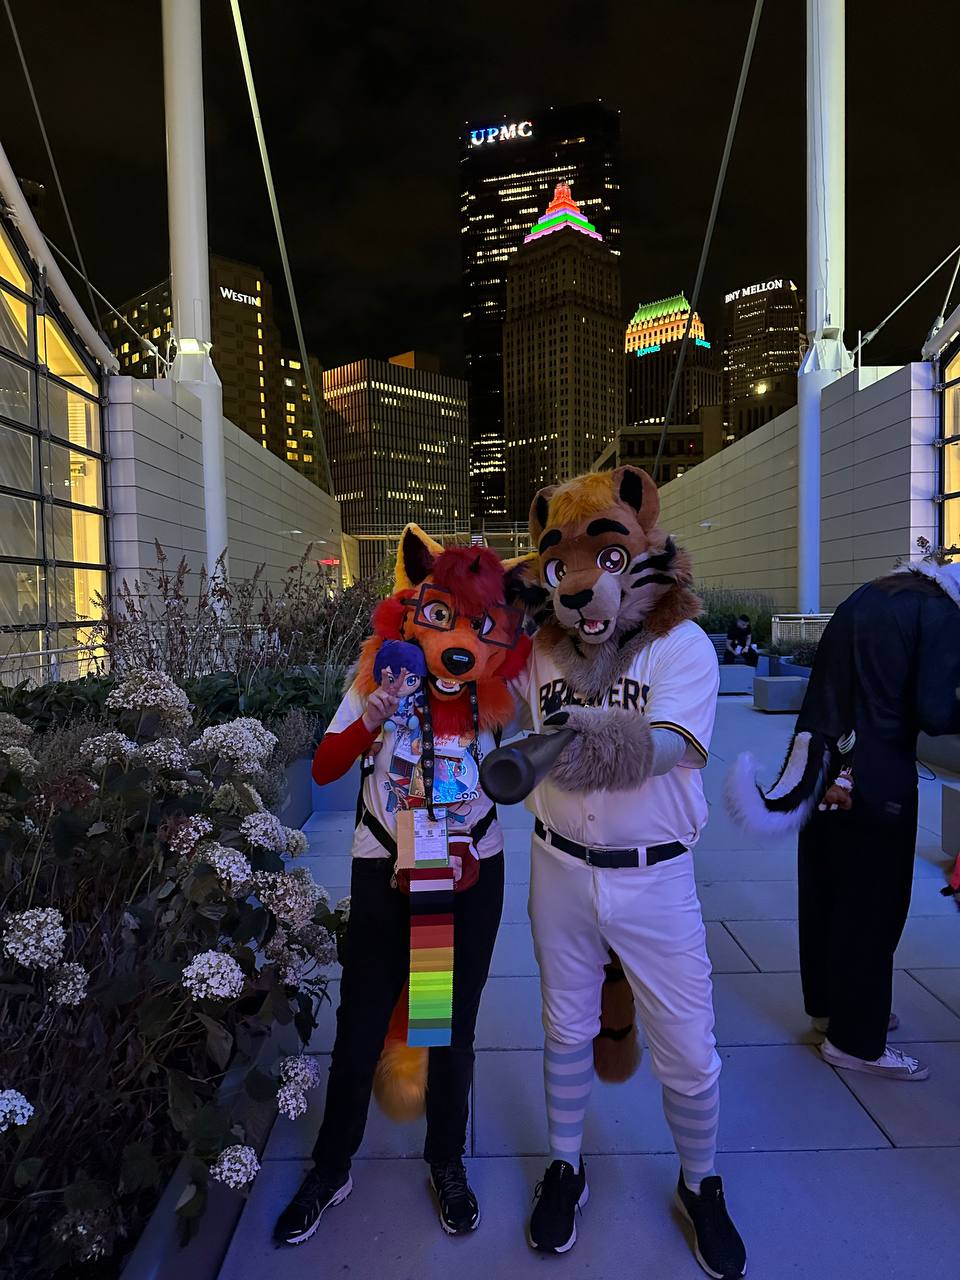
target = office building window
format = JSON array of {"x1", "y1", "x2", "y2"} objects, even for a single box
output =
[
  {"x1": 941, "y1": 349, "x2": 960, "y2": 554},
  {"x1": 0, "y1": 221, "x2": 106, "y2": 683}
]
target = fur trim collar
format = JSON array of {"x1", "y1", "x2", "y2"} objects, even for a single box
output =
[
  {"x1": 540, "y1": 582, "x2": 702, "y2": 699},
  {"x1": 893, "y1": 559, "x2": 960, "y2": 608}
]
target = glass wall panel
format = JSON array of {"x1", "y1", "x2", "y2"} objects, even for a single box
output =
[
  {"x1": 0, "y1": 225, "x2": 29, "y2": 294},
  {"x1": 0, "y1": 422, "x2": 38, "y2": 492},
  {"x1": 0, "y1": 491, "x2": 41, "y2": 558},
  {"x1": 51, "y1": 504, "x2": 106, "y2": 566},
  {"x1": 0, "y1": 352, "x2": 34, "y2": 425},
  {"x1": 946, "y1": 497, "x2": 959, "y2": 553},
  {"x1": 41, "y1": 379, "x2": 101, "y2": 451},
  {"x1": 36, "y1": 313, "x2": 97, "y2": 396},
  {"x1": 0, "y1": 563, "x2": 44, "y2": 627},
  {"x1": 0, "y1": 288, "x2": 31, "y2": 358},
  {"x1": 44, "y1": 442, "x2": 103, "y2": 509},
  {"x1": 52, "y1": 566, "x2": 106, "y2": 623}
]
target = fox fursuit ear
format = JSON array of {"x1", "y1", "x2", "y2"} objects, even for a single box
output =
[{"x1": 725, "y1": 731, "x2": 831, "y2": 835}]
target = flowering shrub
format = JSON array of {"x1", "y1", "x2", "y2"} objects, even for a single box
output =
[{"x1": 0, "y1": 687, "x2": 338, "y2": 1277}]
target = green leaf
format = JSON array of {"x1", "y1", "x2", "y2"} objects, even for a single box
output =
[
  {"x1": 233, "y1": 904, "x2": 268, "y2": 946},
  {"x1": 64, "y1": 1177, "x2": 111, "y2": 1211},
  {"x1": 14, "y1": 1157, "x2": 44, "y2": 1188},
  {"x1": 196, "y1": 1012, "x2": 234, "y2": 1071},
  {"x1": 244, "y1": 1066, "x2": 277, "y2": 1103},
  {"x1": 121, "y1": 1142, "x2": 161, "y2": 1193},
  {"x1": 138, "y1": 992, "x2": 181, "y2": 1038},
  {"x1": 167, "y1": 1067, "x2": 199, "y2": 1137}
]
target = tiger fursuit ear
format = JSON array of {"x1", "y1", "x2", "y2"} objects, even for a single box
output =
[
  {"x1": 394, "y1": 524, "x2": 444, "y2": 593},
  {"x1": 613, "y1": 465, "x2": 660, "y2": 532},
  {"x1": 529, "y1": 485, "x2": 558, "y2": 546}
]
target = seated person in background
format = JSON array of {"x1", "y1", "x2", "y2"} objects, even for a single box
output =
[{"x1": 724, "y1": 614, "x2": 759, "y2": 666}]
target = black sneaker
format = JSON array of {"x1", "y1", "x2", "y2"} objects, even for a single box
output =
[
  {"x1": 273, "y1": 1167, "x2": 353, "y2": 1246},
  {"x1": 528, "y1": 1158, "x2": 588, "y2": 1253},
  {"x1": 429, "y1": 1158, "x2": 481, "y2": 1234},
  {"x1": 675, "y1": 1173, "x2": 747, "y2": 1279}
]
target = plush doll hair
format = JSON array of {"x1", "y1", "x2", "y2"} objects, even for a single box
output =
[{"x1": 372, "y1": 639, "x2": 427, "y2": 684}]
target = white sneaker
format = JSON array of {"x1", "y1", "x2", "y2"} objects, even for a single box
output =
[
  {"x1": 820, "y1": 1039, "x2": 929, "y2": 1080},
  {"x1": 811, "y1": 1012, "x2": 899, "y2": 1036}
]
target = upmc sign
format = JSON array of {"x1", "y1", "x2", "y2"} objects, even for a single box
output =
[{"x1": 469, "y1": 120, "x2": 534, "y2": 146}]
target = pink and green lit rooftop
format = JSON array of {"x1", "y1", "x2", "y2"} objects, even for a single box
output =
[{"x1": 524, "y1": 183, "x2": 603, "y2": 244}]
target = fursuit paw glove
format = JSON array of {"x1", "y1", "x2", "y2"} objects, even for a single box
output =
[{"x1": 544, "y1": 706, "x2": 654, "y2": 792}]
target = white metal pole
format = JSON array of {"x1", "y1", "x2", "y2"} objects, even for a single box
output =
[
  {"x1": 797, "y1": 0, "x2": 851, "y2": 612},
  {"x1": 161, "y1": 0, "x2": 229, "y2": 574}
]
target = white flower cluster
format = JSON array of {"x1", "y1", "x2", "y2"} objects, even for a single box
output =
[
  {"x1": 296, "y1": 923, "x2": 338, "y2": 968},
  {"x1": 240, "y1": 811, "x2": 286, "y2": 851},
  {"x1": 211, "y1": 1144, "x2": 260, "y2": 1189},
  {"x1": 2, "y1": 745, "x2": 39, "y2": 777},
  {"x1": 79, "y1": 731, "x2": 137, "y2": 771},
  {"x1": 106, "y1": 669, "x2": 193, "y2": 729},
  {"x1": 181, "y1": 950, "x2": 245, "y2": 1001},
  {"x1": 253, "y1": 868, "x2": 324, "y2": 931},
  {"x1": 0, "y1": 1088, "x2": 34, "y2": 1131},
  {"x1": 276, "y1": 1081, "x2": 308, "y2": 1119},
  {"x1": 194, "y1": 842, "x2": 252, "y2": 895},
  {"x1": 286, "y1": 828, "x2": 309, "y2": 857},
  {"x1": 51, "y1": 962, "x2": 89, "y2": 1006},
  {"x1": 52, "y1": 1209, "x2": 113, "y2": 1262},
  {"x1": 276, "y1": 1055, "x2": 322, "y2": 1120},
  {"x1": 138, "y1": 737, "x2": 190, "y2": 772},
  {"x1": 0, "y1": 711, "x2": 32, "y2": 746},
  {"x1": 335, "y1": 895, "x2": 351, "y2": 924},
  {"x1": 168, "y1": 815, "x2": 213, "y2": 858},
  {"x1": 2, "y1": 907, "x2": 65, "y2": 970},
  {"x1": 192, "y1": 718, "x2": 277, "y2": 775},
  {"x1": 211, "y1": 782, "x2": 264, "y2": 815}
]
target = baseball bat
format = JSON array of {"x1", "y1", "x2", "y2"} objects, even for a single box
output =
[{"x1": 480, "y1": 728, "x2": 576, "y2": 806}]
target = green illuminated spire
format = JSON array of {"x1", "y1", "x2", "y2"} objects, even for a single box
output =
[{"x1": 629, "y1": 294, "x2": 690, "y2": 327}]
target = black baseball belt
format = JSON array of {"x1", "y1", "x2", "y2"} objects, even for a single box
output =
[{"x1": 534, "y1": 818, "x2": 687, "y2": 870}]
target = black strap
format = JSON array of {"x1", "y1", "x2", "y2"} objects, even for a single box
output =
[
  {"x1": 359, "y1": 802, "x2": 499, "y2": 862},
  {"x1": 534, "y1": 818, "x2": 686, "y2": 869}
]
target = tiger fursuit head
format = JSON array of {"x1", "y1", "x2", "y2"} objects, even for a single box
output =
[
  {"x1": 357, "y1": 525, "x2": 530, "y2": 1121},
  {"x1": 512, "y1": 464, "x2": 704, "y2": 1083}
]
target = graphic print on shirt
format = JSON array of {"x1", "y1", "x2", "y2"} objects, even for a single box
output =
[
  {"x1": 382, "y1": 706, "x2": 481, "y2": 813},
  {"x1": 538, "y1": 676, "x2": 651, "y2": 719}
]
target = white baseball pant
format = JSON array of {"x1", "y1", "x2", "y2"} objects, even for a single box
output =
[{"x1": 528, "y1": 836, "x2": 721, "y2": 1096}]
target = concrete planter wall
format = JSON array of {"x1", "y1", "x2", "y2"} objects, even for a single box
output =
[
  {"x1": 918, "y1": 733, "x2": 960, "y2": 778},
  {"x1": 275, "y1": 756, "x2": 315, "y2": 828},
  {"x1": 312, "y1": 760, "x2": 361, "y2": 814}
]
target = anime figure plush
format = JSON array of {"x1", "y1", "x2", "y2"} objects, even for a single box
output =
[
  {"x1": 274, "y1": 526, "x2": 529, "y2": 1249},
  {"x1": 728, "y1": 556, "x2": 960, "y2": 1083},
  {"x1": 507, "y1": 466, "x2": 746, "y2": 1278}
]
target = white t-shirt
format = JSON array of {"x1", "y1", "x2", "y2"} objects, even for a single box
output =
[
  {"x1": 327, "y1": 685, "x2": 504, "y2": 860},
  {"x1": 512, "y1": 620, "x2": 720, "y2": 849}
]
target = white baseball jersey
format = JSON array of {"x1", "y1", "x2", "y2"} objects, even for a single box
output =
[{"x1": 513, "y1": 620, "x2": 720, "y2": 849}]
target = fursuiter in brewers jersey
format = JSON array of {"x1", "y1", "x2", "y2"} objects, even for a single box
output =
[{"x1": 509, "y1": 466, "x2": 746, "y2": 1278}]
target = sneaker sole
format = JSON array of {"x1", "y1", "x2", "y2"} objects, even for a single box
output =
[
  {"x1": 278, "y1": 1175, "x2": 353, "y2": 1246},
  {"x1": 820, "y1": 1044, "x2": 929, "y2": 1080},
  {"x1": 674, "y1": 1192, "x2": 747, "y2": 1280},
  {"x1": 429, "y1": 1178, "x2": 481, "y2": 1236},
  {"x1": 528, "y1": 1183, "x2": 589, "y2": 1254}
]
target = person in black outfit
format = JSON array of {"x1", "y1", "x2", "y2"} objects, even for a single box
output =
[
  {"x1": 723, "y1": 614, "x2": 759, "y2": 666},
  {"x1": 728, "y1": 559, "x2": 960, "y2": 1079}
]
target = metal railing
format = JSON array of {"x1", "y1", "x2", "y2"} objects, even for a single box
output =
[{"x1": 771, "y1": 613, "x2": 832, "y2": 647}]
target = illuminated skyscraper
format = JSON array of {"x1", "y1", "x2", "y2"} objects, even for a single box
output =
[
  {"x1": 323, "y1": 353, "x2": 469, "y2": 579},
  {"x1": 503, "y1": 184, "x2": 622, "y2": 523},
  {"x1": 461, "y1": 102, "x2": 621, "y2": 523},
  {"x1": 722, "y1": 277, "x2": 804, "y2": 437},
  {"x1": 108, "y1": 256, "x2": 325, "y2": 489},
  {"x1": 625, "y1": 293, "x2": 721, "y2": 429}
]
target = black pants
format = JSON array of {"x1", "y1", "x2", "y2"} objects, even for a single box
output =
[
  {"x1": 312, "y1": 852, "x2": 504, "y2": 1175},
  {"x1": 723, "y1": 648, "x2": 759, "y2": 667},
  {"x1": 798, "y1": 799, "x2": 917, "y2": 1060}
]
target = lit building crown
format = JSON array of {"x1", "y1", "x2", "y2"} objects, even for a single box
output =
[
  {"x1": 625, "y1": 291, "x2": 706, "y2": 353},
  {"x1": 523, "y1": 182, "x2": 603, "y2": 244}
]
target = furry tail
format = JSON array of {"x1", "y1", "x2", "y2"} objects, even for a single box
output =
[
  {"x1": 593, "y1": 954, "x2": 642, "y2": 1083},
  {"x1": 724, "y1": 731, "x2": 831, "y2": 835},
  {"x1": 372, "y1": 987, "x2": 428, "y2": 1122}
]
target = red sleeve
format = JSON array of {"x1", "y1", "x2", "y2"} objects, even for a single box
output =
[{"x1": 312, "y1": 715, "x2": 377, "y2": 786}]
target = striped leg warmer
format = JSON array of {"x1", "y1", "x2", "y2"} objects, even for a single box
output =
[
  {"x1": 544, "y1": 1037, "x2": 594, "y2": 1167},
  {"x1": 662, "y1": 1081, "x2": 720, "y2": 1193}
]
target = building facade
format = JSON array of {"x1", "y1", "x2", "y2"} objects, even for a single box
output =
[
  {"x1": 722, "y1": 277, "x2": 804, "y2": 435},
  {"x1": 594, "y1": 414, "x2": 724, "y2": 485},
  {"x1": 323, "y1": 353, "x2": 470, "y2": 579},
  {"x1": 460, "y1": 102, "x2": 621, "y2": 523},
  {"x1": 107, "y1": 256, "x2": 324, "y2": 489},
  {"x1": 503, "y1": 184, "x2": 622, "y2": 522},
  {"x1": 1, "y1": 215, "x2": 108, "y2": 681},
  {"x1": 624, "y1": 293, "x2": 721, "y2": 427}
]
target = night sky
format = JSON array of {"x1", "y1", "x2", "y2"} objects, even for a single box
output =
[{"x1": 1, "y1": 1, "x2": 956, "y2": 375}]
